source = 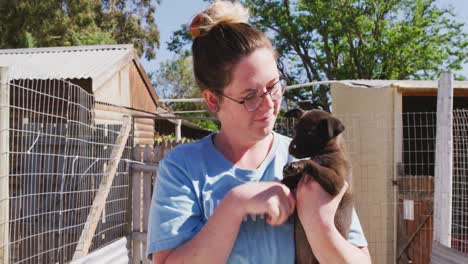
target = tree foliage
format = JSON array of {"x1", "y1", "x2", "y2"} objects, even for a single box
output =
[
  {"x1": 0, "y1": 0, "x2": 160, "y2": 59},
  {"x1": 166, "y1": 0, "x2": 468, "y2": 111},
  {"x1": 152, "y1": 52, "x2": 220, "y2": 131},
  {"x1": 154, "y1": 51, "x2": 199, "y2": 99}
]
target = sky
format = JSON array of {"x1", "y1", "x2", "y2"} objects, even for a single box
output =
[{"x1": 143, "y1": 0, "x2": 468, "y2": 78}]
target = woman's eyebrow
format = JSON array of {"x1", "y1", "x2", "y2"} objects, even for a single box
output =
[
  {"x1": 239, "y1": 77, "x2": 279, "y2": 96},
  {"x1": 267, "y1": 79, "x2": 277, "y2": 87},
  {"x1": 239, "y1": 88, "x2": 257, "y2": 97}
]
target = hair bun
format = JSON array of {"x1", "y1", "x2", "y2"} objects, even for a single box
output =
[{"x1": 189, "y1": 0, "x2": 250, "y2": 38}]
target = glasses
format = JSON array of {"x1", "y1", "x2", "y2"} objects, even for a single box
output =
[{"x1": 220, "y1": 77, "x2": 287, "y2": 112}]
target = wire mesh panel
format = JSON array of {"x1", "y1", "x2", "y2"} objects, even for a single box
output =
[
  {"x1": 8, "y1": 79, "x2": 70, "y2": 264},
  {"x1": 4, "y1": 78, "x2": 132, "y2": 264},
  {"x1": 397, "y1": 112, "x2": 436, "y2": 264},
  {"x1": 402, "y1": 112, "x2": 437, "y2": 177},
  {"x1": 452, "y1": 109, "x2": 468, "y2": 253}
]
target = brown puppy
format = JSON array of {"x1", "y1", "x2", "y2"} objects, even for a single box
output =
[{"x1": 282, "y1": 109, "x2": 353, "y2": 264}]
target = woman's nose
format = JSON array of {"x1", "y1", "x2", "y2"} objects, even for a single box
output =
[{"x1": 259, "y1": 91, "x2": 275, "y2": 110}]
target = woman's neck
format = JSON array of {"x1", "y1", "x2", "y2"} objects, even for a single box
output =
[{"x1": 213, "y1": 131, "x2": 274, "y2": 170}]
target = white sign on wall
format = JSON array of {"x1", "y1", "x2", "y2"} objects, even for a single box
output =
[{"x1": 404, "y1": 199, "x2": 414, "y2": 221}]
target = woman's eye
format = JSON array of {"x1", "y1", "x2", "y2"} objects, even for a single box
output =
[
  {"x1": 267, "y1": 82, "x2": 279, "y2": 91},
  {"x1": 243, "y1": 93, "x2": 256, "y2": 101}
]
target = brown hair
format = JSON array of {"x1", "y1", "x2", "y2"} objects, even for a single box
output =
[{"x1": 190, "y1": 0, "x2": 274, "y2": 95}]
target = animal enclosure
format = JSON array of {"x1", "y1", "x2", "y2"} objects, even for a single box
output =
[
  {"x1": 0, "y1": 75, "x2": 133, "y2": 263},
  {"x1": 276, "y1": 107, "x2": 467, "y2": 264},
  {"x1": 329, "y1": 79, "x2": 468, "y2": 263},
  {"x1": 2, "y1": 66, "x2": 467, "y2": 264}
]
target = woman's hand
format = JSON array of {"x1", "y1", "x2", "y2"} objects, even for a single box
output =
[
  {"x1": 296, "y1": 175, "x2": 348, "y2": 229},
  {"x1": 228, "y1": 182, "x2": 296, "y2": 226}
]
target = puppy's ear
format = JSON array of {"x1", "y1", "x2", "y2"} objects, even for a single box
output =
[
  {"x1": 284, "y1": 108, "x2": 305, "y2": 119},
  {"x1": 318, "y1": 115, "x2": 345, "y2": 139}
]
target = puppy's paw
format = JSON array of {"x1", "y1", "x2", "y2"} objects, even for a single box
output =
[
  {"x1": 281, "y1": 175, "x2": 301, "y2": 190},
  {"x1": 283, "y1": 162, "x2": 303, "y2": 177}
]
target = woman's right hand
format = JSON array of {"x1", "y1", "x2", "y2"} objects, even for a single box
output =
[{"x1": 228, "y1": 182, "x2": 295, "y2": 226}]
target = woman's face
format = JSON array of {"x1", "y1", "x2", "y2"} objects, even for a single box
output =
[{"x1": 217, "y1": 48, "x2": 282, "y2": 142}]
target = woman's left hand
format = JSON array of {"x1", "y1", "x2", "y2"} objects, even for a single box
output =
[{"x1": 295, "y1": 175, "x2": 348, "y2": 229}]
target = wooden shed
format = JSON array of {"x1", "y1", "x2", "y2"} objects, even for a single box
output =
[
  {"x1": 0, "y1": 45, "x2": 210, "y2": 263},
  {"x1": 330, "y1": 80, "x2": 468, "y2": 264},
  {"x1": 0, "y1": 44, "x2": 210, "y2": 144}
]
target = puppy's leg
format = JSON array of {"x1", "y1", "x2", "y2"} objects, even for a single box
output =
[
  {"x1": 302, "y1": 162, "x2": 345, "y2": 196},
  {"x1": 282, "y1": 162, "x2": 305, "y2": 189},
  {"x1": 282, "y1": 175, "x2": 301, "y2": 190}
]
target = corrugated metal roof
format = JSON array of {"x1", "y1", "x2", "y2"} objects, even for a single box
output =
[{"x1": 0, "y1": 44, "x2": 135, "y2": 82}]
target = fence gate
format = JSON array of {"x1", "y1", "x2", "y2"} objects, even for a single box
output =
[{"x1": 0, "y1": 73, "x2": 133, "y2": 264}]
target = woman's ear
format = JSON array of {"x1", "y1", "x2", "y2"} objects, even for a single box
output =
[{"x1": 203, "y1": 90, "x2": 220, "y2": 112}]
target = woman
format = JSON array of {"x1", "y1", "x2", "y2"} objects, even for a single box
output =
[{"x1": 147, "y1": 1, "x2": 371, "y2": 263}]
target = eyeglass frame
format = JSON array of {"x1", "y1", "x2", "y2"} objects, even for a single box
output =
[{"x1": 218, "y1": 76, "x2": 287, "y2": 112}]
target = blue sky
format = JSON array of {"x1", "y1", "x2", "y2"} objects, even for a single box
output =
[{"x1": 143, "y1": 0, "x2": 468, "y2": 78}]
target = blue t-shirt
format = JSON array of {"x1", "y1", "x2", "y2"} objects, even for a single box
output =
[{"x1": 147, "y1": 132, "x2": 367, "y2": 263}]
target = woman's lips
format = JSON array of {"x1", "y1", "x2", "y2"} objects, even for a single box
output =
[{"x1": 255, "y1": 114, "x2": 273, "y2": 122}]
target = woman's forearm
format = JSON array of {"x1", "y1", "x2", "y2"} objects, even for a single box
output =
[
  {"x1": 164, "y1": 192, "x2": 243, "y2": 264},
  {"x1": 302, "y1": 222, "x2": 371, "y2": 264}
]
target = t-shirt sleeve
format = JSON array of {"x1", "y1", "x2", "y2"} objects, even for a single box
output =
[
  {"x1": 348, "y1": 208, "x2": 368, "y2": 247},
  {"x1": 146, "y1": 149, "x2": 204, "y2": 259}
]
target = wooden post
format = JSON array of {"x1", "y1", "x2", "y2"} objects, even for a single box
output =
[
  {"x1": 141, "y1": 145, "x2": 153, "y2": 264},
  {"x1": 433, "y1": 71, "x2": 453, "y2": 247},
  {"x1": 131, "y1": 146, "x2": 143, "y2": 264},
  {"x1": 392, "y1": 88, "x2": 403, "y2": 261},
  {"x1": 72, "y1": 116, "x2": 132, "y2": 260},
  {"x1": 0, "y1": 67, "x2": 9, "y2": 264},
  {"x1": 175, "y1": 119, "x2": 182, "y2": 142}
]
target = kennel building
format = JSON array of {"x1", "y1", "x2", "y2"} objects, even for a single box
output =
[
  {"x1": 330, "y1": 80, "x2": 468, "y2": 264},
  {"x1": 0, "y1": 44, "x2": 210, "y2": 263}
]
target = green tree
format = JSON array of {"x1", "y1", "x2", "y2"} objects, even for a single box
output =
[
  {"x1": 0, "y1": 0, "x2": 160, "y2": 59},
  {"x1": 154, "y1": 51, "x2": 199, "y2": 99},
  {"x1": 167, "y1": 0, "x2": 468, "y2": 111},
  {"x1": 153, "y1": 52, "x2": 220, "y2": 131}
]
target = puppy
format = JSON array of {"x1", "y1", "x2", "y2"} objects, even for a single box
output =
[{"x1": 282, "y1": 109, "x2": 353, "y2": 264}]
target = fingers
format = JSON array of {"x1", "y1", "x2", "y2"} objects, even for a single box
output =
[
  {"x1": 266, "y1": 200, "x2": 281, "y2": 225},
  {"x1": 267, "y1": 185, "x2": 296, "y2": 226},
  {"x1": 286, "y1": 186, "x2": 296, "y2": 216},
  {"x1": 298, "y1": 173, "x2": 313, "y2": 186}
]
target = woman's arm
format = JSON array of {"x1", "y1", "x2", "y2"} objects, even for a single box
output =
[
  {"x1": 296, "y1": 176, "x2": 371, "y2": 264},
  {"x1": 153, "y1": 192, "x2": 244, "y2": 264},
  {"x1": 153, "y1": 182, "x2": 295, "y2": 264}
]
